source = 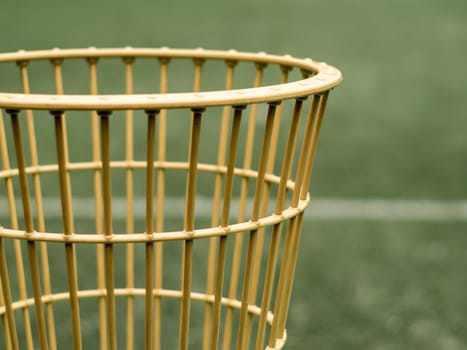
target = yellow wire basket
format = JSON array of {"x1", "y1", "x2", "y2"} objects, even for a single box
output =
[{"x1": 0, "y1": 47, "x2": 342, "y2": 350}]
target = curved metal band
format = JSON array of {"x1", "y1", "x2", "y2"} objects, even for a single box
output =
[{"x1": 0, "y1": 47, "x2": 342, "y2": 110}]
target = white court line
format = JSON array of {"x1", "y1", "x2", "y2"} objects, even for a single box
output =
[
  {"x1": 1, "y1": 197, "x2": 467, "y2": 222},
  {"x1": 308, "y1": 198, "x2": 467, "y2": 221}
]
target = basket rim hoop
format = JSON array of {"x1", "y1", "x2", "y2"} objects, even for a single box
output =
[{"x1": 0, "y1": 47, "x2": 342, "y2": 110}]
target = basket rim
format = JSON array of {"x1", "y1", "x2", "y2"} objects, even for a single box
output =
[{"x1": 0, "y1": 47, "x2": 342, "y2": 110}]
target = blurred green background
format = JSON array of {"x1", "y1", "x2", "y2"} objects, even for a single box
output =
[{"x1": 0, "y1": 0, "x2": 466, "y2": 349}]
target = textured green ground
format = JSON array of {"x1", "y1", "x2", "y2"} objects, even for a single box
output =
[{"x1": 0, "y1": 0, "x2": 466, "y2": 349}]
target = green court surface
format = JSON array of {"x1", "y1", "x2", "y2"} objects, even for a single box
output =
[{"x1": 0, "y1": 0, "x2": 466, "y2": 349}]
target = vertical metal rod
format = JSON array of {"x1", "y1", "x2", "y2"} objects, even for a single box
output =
[
  {"x1": 104, "y1": 243, "x2": 117, "y2": 350},
  {"x1": 100, "y1": 108, "x2": 114, "y2": 321},
  {"x1": 52, "y1": 110, "x2": 83, "y2": 350},
  {"x1": 222, "y1": 62, "x2": 265, "y2": 350},
  {"x1": 145, "y1": 242, "x2": 155, "y2": 350},
  {"x1": 0, "y1": 238, "x2": 19, "y2": 350},
  {"x1": 246, "y1": 69, "x2": 291, "y2": 339},
  {"x1": 154, "y1": 57, "x2": 169, "y2": 350},
  {"x1": 53, "y1": 109, "x2": 74, "y2": 234},
  {"x1": 266, "y1": 216, "x2": 297, "y2": 348},
  {"x1": 236, "y1": 103, "x2": 277, "y2": 350},
  {"x1": 87, "y1": 56, "x2": 107, "y2": 350},
  {"x1": 8, "y1": 111, "x2": 33, "y2": 232},
  {"x1": 300, "y1": 91, "x2": 329, "y2": 201},
  {"x1": 9, "y1": 109, "x2": 48, "y2": 350},
  {"x1": 203, "y1": 59, "x2": 237, "y2": 350},
  {"x1": 273, "y1": 98, "x2": 305, "y2": 214},
  {"x1": 275, "y1": 212, "x2": 305, "y2": 338},
  {"x1": 0, "y1": 111, "x2": 16, "y2": 350},
  {"x1": 192, "y1": 58, "x2": 205, "y2": 93},
  {"x1": 179, "y1": 108, "x2": 203, "y2": 350},
  {"x1": 99, "y1": 110, "x2": 117, "y2": 350},
  {"x1": 235, "y1": 229, "x2": 257, "y2": 350},
  {"x1": 27, "y1": 242, "x2": 48, "y2": 350},
  {"x1": 122, "y1": 56, "x2": 136, "y2": 350},
  {"x1": 250, "y1": 104, "x2": 277, "y2": 223},
  {"x1": 253, "y1": 222, "x2": 282, "y2": 350},
  {"x1": 51, "y1": 58, "x2": 74, "y2": 231},
  {"x1": 44, "y1": 58, "x2": 77, "y2": 350},
  {"x1": 179, "y1": 239, "x2": 193, "y2": 350},
  {"x1": 215, "y1": 61, "x2": 237, "y2": 226},
  {"x1": 144, "y1": 110, "x2": 158, "y2": 350},
  {"x1": 221, "y1": 106, "x2": 243, "y2": 228},
  {"x1": 266, "y1": 66, "x2": 291, "y2": 172},
  {"x1": 51, "y1": 59, "x2": 70, "y2": 156},
  {"x1": 0, "y1": 281, "x2": 13, "y2": 350},
  {"x1": 290, "y1": 95, "x2": 320, "y2": 207},
  {"x1": 210, "y1": 106, "x2": 244, "y2": 350},
  {"x1": 0, "y1": 109, "x2": 25, "y2": 350},
  {"x1": 183, "y1": 109, "x2": 203, "y2": 233}
]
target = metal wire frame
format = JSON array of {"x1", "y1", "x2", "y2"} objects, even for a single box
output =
[{"x1": 0, "y1": 48, "x2": 342, "y2": 350}]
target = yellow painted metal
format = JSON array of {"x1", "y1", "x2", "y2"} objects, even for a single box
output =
[{"x1": 0, "y1": 48, "x2": 341, "y2": 349}]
